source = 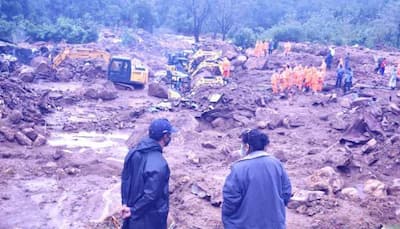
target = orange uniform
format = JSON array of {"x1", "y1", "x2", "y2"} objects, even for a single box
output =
[
  {"x1": 221, "y1": 58, "x2": 231, "y2": 78},
  {"x1": 284, "y1": 42, "x2": 292, "y2": 56}
]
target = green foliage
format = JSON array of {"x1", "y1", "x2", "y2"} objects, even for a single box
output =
[
  {"x1": 230, "y1": 27, "x2": 256, "y2": 49},
  {"x1": 0, "y1": 0, "x2": 399, "y2": 48},
  {"x1": 266, "y1": 23, "x2": 305, "y2": 42},
  {"x1": 121, "y1": 29, "x2": 140, "y2": 47}
]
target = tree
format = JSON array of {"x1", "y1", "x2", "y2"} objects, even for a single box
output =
[
  {"x1": 213, "y1": 0, "x2": 235, "y2": 40},
  {"x1": 184, "y1": 0, "x2": 211, "y2": 42}
]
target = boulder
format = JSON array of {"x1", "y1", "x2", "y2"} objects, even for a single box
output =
[
  {"x1": 231, "y1": 55, "x2": 247, "y2": 67},
  {"x1": 257, "y1": 121, "x2": 268, "y2": 129},
  {"x1": 33, "y1": 134, "x2": 46, "y2": 147},
  {"x1": 361, "y1": 138, "x2": 377, "y2": 154},
  {"x1": 8, "y1": 110, "x2": 23, "y2": 124},
  {"x1": 327, "y1": 148, "x2": 352, "y2": 170},
  {"x1": 148, "y1": 83, "x2": 169, "y2": 99},
  {"x1": 288, "y1": 189, "x2": 325, "y2": 209},
  {"x1": 341, "y1": 187, "x2": 360, "y2": 200},
  {"x1": 364, "y1": 179, "x2": 386, "y2": 198},
  {"x1": 201, "y1": 142, "x2": 217, "y2": 149},
  {"x1": 243, "y1": 57, "x2": 267, "y2": 70},
  {"x1": 0, "y1": 126, "x2": 15, "y2": 141},
  {"x1": 52, "y1": 150, "x2": 64, "y2": 161},
  {"x1": 330, "y1": 118, "x2": 348, "y2": 131},
  {"x1": 307, "y1": 166, "x2": 344, "y2": 194},
  {"x1": 84, "y1": 82, "x2": 118, "y2": 100},
  {"x1": 388, "y1": 178, "x2": 400, "y2": 196},
  {"x1": 19, "y1": 66, "x2": 35, "y2": 82},
  {"x1": 15, "y1": 131, "x2": 32, "y2": 146},
  {"x1": 56, "y1": 67, "x2": 74, "y2": 81},
  {"x1": 21, "y1": 127, "x2": 38, "y2": 141}
]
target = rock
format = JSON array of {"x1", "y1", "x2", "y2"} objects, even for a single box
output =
[
  {"x1": 232, "y1": 114, "x2": 250, "y2": 126},
  {"x1": 327, "y1": 148, "x2": 351, "y2": 170},
  {"x1": 33, "y1": 134, "x2": 46, "y2": 146},
  {"x1": 289, "y1": 117, "x2": 305, "y2": 128},
  {"x1": 364, "y1": 179, "x2": 386, "y2": 198},
  {"x1": 211, "y1": 117, "x2": 226, "y2": 129},
  {"x1": 361, "y1": 138, "x2": 377, "y2": 154},
  {"x1": 186, "y1": 151, "x2": 200, "y2": 164},
  {"x1": 388, "y1": 179, "x2": 400, "y2": 196},
  {"x1": 330, "y1": 118, "x2": 348, "y2": 131},
  {"x1": 21, "y1": 127, "x2": 38, "y2": 141},
  {"x1": 350, "y1": 97, "x2": 372, "y2": 108},
  {"x1": 56, "y1": 67, "x2": 73, "y2": 81},
  {"x1": 267, "y1": 115, "x2": 283, "y2": 130},
  {"x1": 339, "y1": 97, "x2": 351, "y2": 108},
  {"x1": 52, "y1": 150, "x2": 64, "y2": 161},
  {"x1": 288, "y1": 189, "x2": 325, "y2": 209},
  {"x1": 64, "y1": 167, "x2": 80, "y2": 175},
  {"x1": 341, "y1": 187, "x2": 359, "y2": 200},
  {"x1": 201, "y1": 142, "x2": 217, "y2": 149},
  {"x1": 148, "y1": 83, "x2": 169, "y2": 99},
  {"x1": 98, "y1": 84, "x2": 118, "y2": 100},
  {"x1": 231, "y1": 55, "x2": 247, "y2": 67},
  {"x1": 307, "y1": 166, "x2": 344, "y2": 194},
  {"x1": 243, "y1": 57, "x2": 267, "y2": 70},
  {"x1": 307, "y1": 148, "x2": 320, "y2": 155},
  {"x1": 191, "y1": 183, "x2": 211, "y2": 200},
  {"x1": 389, "y1": 103, "x2": 400, "y2": 115},
  {"x1": 257, "y1": 121, "x2": 267, "y2": 129},
  {"x1": 274, "y1": 150, "x2": 288, "y2": 162},
  {"x1": 8, "y1": 110, "x2": 23, "y2": 124},
  {"x1": 0, "y1": 126, "x2": 15, "y2": 141},
  {"x1": 15, "y1": 131, "x2": 33, "y2": 146},
  {"x1": 84, "y1": 82, "x2": 118, "y2": 101},
  {"x1": 19, "y1": 66, "x2": 35, "y2": 82}
]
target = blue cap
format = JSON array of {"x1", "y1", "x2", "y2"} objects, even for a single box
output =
[{"x1": 149, "y1": 118, "x2": 177, "y2": 140}]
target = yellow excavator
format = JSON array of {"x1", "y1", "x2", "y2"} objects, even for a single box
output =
[
  {"x1": 188, "y1": 49, "x2": 225, "y2": 90},
  {"x1": 52, "y1": 47, "x2": 148, "y2": 88}
]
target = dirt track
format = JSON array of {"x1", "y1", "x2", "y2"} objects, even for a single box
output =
[{"x1": 1, "y1": 31, "x2": 400, "y2": 228}]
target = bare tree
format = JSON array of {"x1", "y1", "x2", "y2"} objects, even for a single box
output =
[
  {"x1": 214, "y1": 0, "x2": 235, "y2": 40},
  {"x1": 185, "y1": 0, "x2": 211, "y2": 42}
]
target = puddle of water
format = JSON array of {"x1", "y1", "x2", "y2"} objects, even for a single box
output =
[
  {"x1": 32, "y1": 81, "x2": 83, "y2": 92},
  {"x1": 48, "y1": 131, "x2": 130, "y2": 157}
]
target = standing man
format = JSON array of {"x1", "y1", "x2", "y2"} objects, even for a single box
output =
[
  {"x1": 222, "y1": 129, "x2": 292, "y2": 229},
  {"x1": 343, "y1": 67, "x2": 353, "y2": 94},
  {"x1": 336, "y1": 64, "x2": 345, "y2": 88},
  {"x1": 121, "y1": 118, "x2": 177, "y2": 229}
]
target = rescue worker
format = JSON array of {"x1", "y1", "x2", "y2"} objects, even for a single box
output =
[
  {"x1": 284, "y1": 42, "x2": 291, "y2": 56},
  {"x1": 388, "y1": 66, "x2": 397, "y2": 90},
  {"x1": 268, "y1": 39, "x2": 274, "y2": 55},
  {"x1": 325, "y1": 47, "x2": 335, "y2": 70},
  {"x1": 336, "y1": 64, "x2": 345, "y2": 88},
  {"x1": 263, "y1": 40, "x2": 269, "y2": 56},
  {"x1": 222, "y1": 129, "x2": 292, "y2": 229},
  {"x1": 344, "y1": 53, "x2": 350, "y2": 70},
  {"x1": 221, "y1": 57, "x2": 231, "y2": 84},
  {"x1": 121, "y1": 118, "x2": 177, "y2": 229},
  {"x1": 271, "y1": 71, "x2": 280, "y2": 94},
  {"x1": 379, "y1": 58, "x2": 387, "y2": 76},
  {"x1": 343, "y1": 67, "x2": 353, "y2": 93}
]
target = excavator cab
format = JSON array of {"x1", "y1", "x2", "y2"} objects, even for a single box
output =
[{"x1": 107, "y1": 57, "x2": 148, "y2": 89}]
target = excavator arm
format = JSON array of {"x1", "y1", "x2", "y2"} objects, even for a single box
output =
[{"x1": 52, "y1": 47, "x2": 111, "y2": 68}]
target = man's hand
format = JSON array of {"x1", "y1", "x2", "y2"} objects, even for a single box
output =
[{"x1": 121, "y1": 205, "x2": 131, "y2": 219}]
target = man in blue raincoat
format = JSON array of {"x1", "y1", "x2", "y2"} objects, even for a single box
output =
[{"x1": 222, "y1": 129, "x2": 292, "y2": 229}]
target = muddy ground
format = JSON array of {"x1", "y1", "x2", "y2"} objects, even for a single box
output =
[{"x1": 1, "y1": 30, "x2": 400, "y2": 229}]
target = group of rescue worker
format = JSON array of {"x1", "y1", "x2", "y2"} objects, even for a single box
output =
[
  {"x1": 271, "y1": 64, "x2": 326, "y2": 94},
  {"x1": 253, "y1": 40, "x2": 275, "y2": 57}
]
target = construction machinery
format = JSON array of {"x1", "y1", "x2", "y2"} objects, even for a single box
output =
[
  {"x1": 188, "y1": 50, "x2": 225, "y2": 90},
  {"x1": 52, "y1": 47, "x2": 148, "y2": 88},
  {"x1": 163, "y1": 49, "x2": 225, "y2": 93}
]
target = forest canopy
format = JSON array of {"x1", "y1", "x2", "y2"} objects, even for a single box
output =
[{"x1": 1, "y1": 0, "x2": 399, "y2": 48}]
